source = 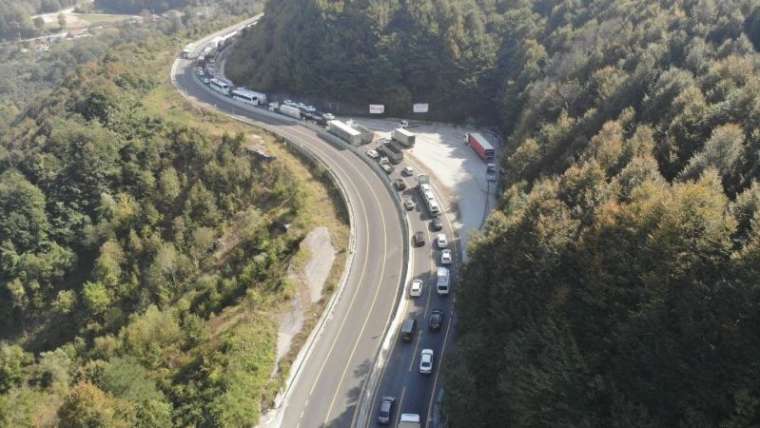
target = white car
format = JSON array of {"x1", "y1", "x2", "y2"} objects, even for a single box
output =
[
  {"x1": 409, "y1": 279, "x2": 423, "y2": 297},
  {"x1": 436, "y1": 233, "x2": 448, "y2": 249},
  {"x1": 419, "y1": 349, "x2": 434, "y2": 374},
  {"x1": 440, "y1": 249, "x2": 452, "y2": 265},
  {"x1": 323, "y1": 113, "x2": 335, "y2": 120},
  {"x1": 402, "y1": 166, "x2": 414, "y2": 176},
  {"x1": 366, "y1": 149, "x2": 379, "y2": 159}
]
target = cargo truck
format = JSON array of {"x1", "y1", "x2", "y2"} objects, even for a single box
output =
[
  {"x1": 327, "y1": 120, "x2": 362, "y2": 145},
  {"x1": 377, "y1": 145, "x2": 403, "y2": 164},
  {"x1": 385, "y1": 141, "x2": 405, "y2": 158},
  {"x1": 466, "y1": 132, "x2": 495, "y2": 161},
  {"x1": 278, "y1": 104, "x2": 301, "y2": 119},
  {"x1": 392, "y1": 128, "x2": 416, "y2": 147}
]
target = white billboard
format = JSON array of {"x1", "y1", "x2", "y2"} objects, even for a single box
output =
[
  {"x1": 413, "y1": 103, "x2": 429, "y2": 113},
  {"x1": 369, "y1": 104, "x2": 385, "y2": 114}
]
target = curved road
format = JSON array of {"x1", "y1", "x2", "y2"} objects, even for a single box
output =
[{"x1": 172, "y1": 27, "x2": 409, "y2": 428}]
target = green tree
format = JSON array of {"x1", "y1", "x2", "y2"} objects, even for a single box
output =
[{"x1": 0, "y1": 343, "x2": 31, "y2": 393}]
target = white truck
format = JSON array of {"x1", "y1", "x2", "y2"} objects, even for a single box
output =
[
  {"x1": 392, "y1": 128, "x2": 416, "y2": 147},
  {"x1": 398, "y1": 413, "x2": 421, "y2": 428},
  {"x1": 278, "y1": 104, "x2": 301, "y2": 119}
]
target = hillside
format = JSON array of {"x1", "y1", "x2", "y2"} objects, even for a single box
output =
[
  {"x1": 230, "y1": 0, "x2": 760, "y2": 426},
  {"x1": 0, "y1": 25, "x2": 339, "y2": 427}
]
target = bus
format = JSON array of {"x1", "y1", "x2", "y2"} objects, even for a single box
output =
[
  {"x1": 231, "y1": 88, "x2": 267, "y2": 106},
  {"x1": 209, "y1": 78, "x2": 231, "y2": 96}
]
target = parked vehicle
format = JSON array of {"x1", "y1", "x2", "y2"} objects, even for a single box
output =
[
  {"x1": 278, "y1": 104, "x2": 301, "y2": 119},
  {"x1": 327, "y1": 120, "x2": 361, "y2": 145},
  {"x1": 366, "y1": 149, "x2": 379, "y2": 159},
  {"x1": 377, "y1": 145, "x2": 403, "y2": 164},
  {"x1": 429, "y1": 309, "x2": 443, "y2": 331},
  {"x1": 431, "y1": 218, "x2": 443, "y2": 231},
  {"x1": 436, "y1": 266, "x2": 450, "y2": 295},
  {"x1": 419, "y1": 349, "x2": 434, "y2": 374},
  {"x1": 378, "y1": 396, "x2": 395, "y2": 425},
  {"x1": 413, "y1": 231, "x2": 425, "y2": 247},
  {"x1": 436, "y1": 233, "x2": 448, "y2": 249},
  {"x1": 401, "y1": 318, "x2": 416, "y2": 342},
  {"x1": 409, "y1": 279, "x2": 423, "y2": 297},
  {"x1": 398, "y1": 413, "x2": 421, "y2": 428},
  {"x1": 394, "y1": 179, "x2": 407, "y2": 191},
  {"x1": 402, "y1": 166, "x2": 414, "y2": 176},
  {"x1": 380, "y1": 163, "x2": 393, "y2": 174},
  {"x1": 404, "y1": 198, "x2": 416, "y2": 210},
  {"x1": 466, "y1": 132, "x2": 496, "y2": 161},
  {"x1": 440, "y1": 249, "x2": 453, "y2": 265},
  {"x1": 393, "y1": 128, "x2": 416, "y2": 147}
]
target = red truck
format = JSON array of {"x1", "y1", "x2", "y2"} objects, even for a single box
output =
[{"x1": 466, "y1": 132, "x2": 495, "y2": 161}]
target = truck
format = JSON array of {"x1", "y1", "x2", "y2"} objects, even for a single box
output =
[
  {"x1": 392, "y1": 128, "x2": 416, "y2": 147},
  {"x1": 377, "y1": 145, "x2": 403, "y2": 165},
  {"x1": 278, "y1": 104, "x2": 301, "y2": 119},
  {"x1": 466, "y1": 132, "x2": 495, "y2": 162},
  {"x1": 327, "y1": 120, "x2": 362, "y2": 145},
  {"x1": 385, "y1": 140, "x2": 405, "y2": 160},
  {"x1": 398, "y1": 413, "x2": 421, "y2": 428}
]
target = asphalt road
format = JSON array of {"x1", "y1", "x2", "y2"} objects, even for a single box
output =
[
  {"x1": 173, "y1": 37, "x2": 410, "y2": 428},
  {"x1": 174, "y1": 19, "x2": 460, "y2": 428}
]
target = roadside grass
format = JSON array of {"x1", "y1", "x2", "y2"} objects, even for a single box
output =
[{"x1": 141, "y1": 47, "x2": 351, "y2": 409}]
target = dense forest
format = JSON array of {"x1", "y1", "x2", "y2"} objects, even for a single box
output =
[
  {"x1": 0, "y1": 3, "x2": 310, "y2": 425},
  {"x1": 233, "y1": 0, "x2": 760, "y2": 426}
]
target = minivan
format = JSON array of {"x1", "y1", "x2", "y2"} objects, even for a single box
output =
[{"x1": 400, "y1": 318, "x2": 416, "y2": 342}]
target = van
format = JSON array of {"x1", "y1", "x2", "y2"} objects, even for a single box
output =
[
  {"x1": 400, "y1": 318, "x2": 416, "y2": 342},
  {"x1": 436, "y1": 267, "x2": 450, "y2": 295}
]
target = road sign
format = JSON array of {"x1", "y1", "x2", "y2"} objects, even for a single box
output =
[
  {"x1": 369, "y1": 104, "x2": 385, "y2": 114},
  {"x1": 413, "y1": 103, "x2": 429, "y2": 113}
]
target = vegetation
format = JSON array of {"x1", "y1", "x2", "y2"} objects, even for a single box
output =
[
  {"x1": 232, "y1": 0, "x2": 760, "y2": 426},
  {"x1": 0, "y1": 0, "x2": 78, "y2": 41},
  {"x1": 0, "y1": 0, "x2": 343, "y2": 425}
]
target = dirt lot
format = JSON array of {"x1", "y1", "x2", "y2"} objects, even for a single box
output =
[{"x1": 349, "y1": 118, "x2": 500, "y2": 260}]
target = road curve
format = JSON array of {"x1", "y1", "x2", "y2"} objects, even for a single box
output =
[{"x1": 171, "y1": 25, "x2": 409, "y2": 428}]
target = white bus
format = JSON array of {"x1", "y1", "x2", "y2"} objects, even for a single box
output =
[
  {"x1": 209, "y1": 78, "x2": 231, "y2": 96},
  {"x1": 231, "y1": 88, "x2": 267, "y2": 106}
]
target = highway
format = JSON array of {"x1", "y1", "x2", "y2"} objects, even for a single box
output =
[{"x1": 172, "y1": 19, "x2": 459, "y2": 428}]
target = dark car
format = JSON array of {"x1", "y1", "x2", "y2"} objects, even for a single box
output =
[
  {"x1": 429, "y1": 309, "x2": 444, "y2": 331},
  {"x1": 413, "y1": 231, "x2": 425, "y2": 247},
  {"x1": 378, "y1": 396, "x2": 395, "y2": 424},
  {"x1": 394, "y1": 178, "x2": 407, "y2": 191},
  {"x1": 400, "y1": 318, "x2": 416, "y2": 342},
  {"x1": 431, "y1": 218, "x2": 443, "y2": 231}
]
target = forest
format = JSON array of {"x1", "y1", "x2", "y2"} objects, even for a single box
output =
[
  {"x1": 233, "y1": 0, "x2": 760, "y2": 426},
  {"x1": 0, "y1": 2, "x2": 306, "y2": 425}
]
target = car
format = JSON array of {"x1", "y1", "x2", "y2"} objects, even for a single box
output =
[
  {"x1": 413, "y1": 231, "x2": 425, "y2": 247},
  {"x1": 323, "y1": 113, "x2": 335, "y2": 120},
  {"x1": 378, "y1": 156, "x2": 390, "y2": 164},
  {"x1": 409, "y1": 279, "x2": 423, "y2": 297},
  {"x1": 423, "y1": 190, "x2": 435, "y2": 201},
  {"x1": 440, "y1": 249, "x2": 453, "y2": 265},
  {"x1": 377, "y1": 138, "x2": 391, "y2": 145},
  {"x1": 436, "y1": 233, "x2": 448, "y2": 249},
  {"x1": 377, "y1": 396, "x2": 395, "y2": 425},
  {"x1": 402, "y1": 166, "x2": 414, "y2": 176},
  {"x1": 394, "y1": 179, "x2": 407, "y2": 191},
  {"x1": 381, "y1": 163, "x2": 393, "y2": 174},
  {"x1": 400, "y1": 119, "x2": 409, "y2": 128},
  {"x1": 419, "y1": 349, "x2": 434, "y2": 374},
  {"x1": 431, "y1": 218, "x2": 443, "y2": 231},
  {"x1": 366, "y1": 149, "x2": 379, "y2": 159},
  {"x1": 404, "y1": 198, "x2": 416, "y2": 210},
  {"x1": 400, "y1": 318, "x2": 416, "y2": 342},
  {"x1": 429, "y1": 309, "x2": 443, "y2": 331}
]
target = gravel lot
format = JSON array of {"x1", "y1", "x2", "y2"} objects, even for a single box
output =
[{"x1": 350, "y1": 118, "x2": 499, "y2": 260}]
